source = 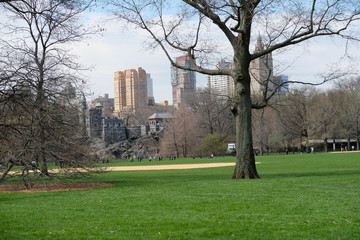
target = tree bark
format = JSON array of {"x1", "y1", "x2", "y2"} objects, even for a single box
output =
[
  {"x1": 232, "y1": 80, "x2": 260, "y2": 179},
  {"x1": 230, "y1": 1, "x2": 260, "y2": 179},
  {"x1": 231, "y1": 35, "x2": 260, "y2": 179},
  {"x1": 324, "y1": 138, "x2": 328, "y2": 152}
]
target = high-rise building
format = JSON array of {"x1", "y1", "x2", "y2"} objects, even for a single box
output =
[
  {"x1": 249, "y1": 36, "x2": 274, "y2": 95},
  {"x1": 113, "y1": 67, "x2": 148, "y2": 116},
  {"x1": 208, "y1": 60, "x2": 234, "y2": 98},
  {"x1": 146, "y1": 73, "x2": 155, "y2": 106},
  {"x1": 171, "y1": 55, "x2": 196, "y2": 108},
  {"x1": 273, "y1": 74, "x2": 290, "y2": 94},
  {"x1": 146, "y1": 74, "x2": 153, "y2": 98}
]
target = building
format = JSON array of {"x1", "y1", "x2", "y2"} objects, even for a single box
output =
[
  {"x1": 90, "y1": 94, "x2": 114, "y2": 117},
  {"x1": 88, "y1": 104, "x2": 127, "y2": 144},
  {"x1": 148, "y1": 112, "x2": 175, "y2": 133},
  {"x1": 88, "y1": 105, "x2": 171, "y2": 144},
  {"x1": 207, "y1": 37, "x2": 278, "y2": 98},
  {"x1": 273, "y1": 74, "x2": 290, "y2": 94},
  {"x1": 146, "y1": 73, "x2": 155, "y2": 106},
  {"x1": 249, "y1": 36, "x2": 274, "y2": 95},
  {"x1": 114, "y1": 67, "x2": 148, "y2": 117},
  {"x1": 207, "y1": 60, "x2": 234, "y2": 98},
  {"x1": 171, "y1": 55, "x2": 196, "y2": 108}
]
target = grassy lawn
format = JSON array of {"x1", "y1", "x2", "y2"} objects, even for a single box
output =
[{"x1": 1, "y1": 152, "x2": 359, "y2": 239}]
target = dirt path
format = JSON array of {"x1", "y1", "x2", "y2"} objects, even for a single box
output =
[
  {"x1": 6, "y1": 162, "x2": 237, "y2": 175},
  {"x1": 103, "y1": 162, "x2": 236, "y2": 171}
]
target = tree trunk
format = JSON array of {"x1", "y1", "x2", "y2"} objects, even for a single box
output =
[
  {"x1": 232, "y1": 73, "x2": 260, "y2": 179},
  {"x1": 0, "y1": 164, "x2": 13, "y2": 183},
  {"x1": 230, "y1": 17, "x2": 260, "y2": 178},
  {"x1": 324, "y1": 138, "x2": 328, "y2": 152}
]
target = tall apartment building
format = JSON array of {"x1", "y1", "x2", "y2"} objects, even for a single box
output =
[
  {"x1": 249, "y1": 36, "x2": 274, "y2": 95},
  {"x1": 207, "y1": 60, "x2": 234, "y2": 98},
  {"x1": 113, "y1": 67, "x2": 148, "y2": 117},
  {"x1": 171, "y1": 55, "x2": 196, "y2": 108}
]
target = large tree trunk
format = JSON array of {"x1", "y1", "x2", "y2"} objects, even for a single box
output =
[
  {"x1": 231, "y1": 44, "x2": 260, "y2": 179},
  {"x1": 232, "y1": 80, "x2": 260, "y2": 179},
  {"x1": 230, "y1": 2, "x2": 260, "y2": 179}
]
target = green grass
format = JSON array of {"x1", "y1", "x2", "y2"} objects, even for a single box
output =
[{"x1": 1, "y1": 153, "x2": 359, "y2": 239}]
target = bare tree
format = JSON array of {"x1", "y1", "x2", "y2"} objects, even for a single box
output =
[
  {"x1": 189, "y1": 88, "x2": 235, "y2": 142},
  {"x1": 252, "y1": 107, "x2": 284, "y2": 154},
  {"x1": 308, "y1": 91, "x2": 339, "y2": 152},
  {"x1": 0, "y1": 0, "x2": 96, "y2": 185},
  {"x1": 277, "y1": 87, "x2": 316, "y2": 153},
  {"x1": 160, "y1": 105, "x2": 200, "y2": 158},
  {"x1": 335, "y1": 77, "x2": 360, "y2": 150},
  {"x1": 109, "y1": 0, "x2": 360, "y2": 178}
]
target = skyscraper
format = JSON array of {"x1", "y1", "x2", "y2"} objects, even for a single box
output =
[
  {"x1": 249, "y1": 36, "x2": 274, "y2": 95},
  {"x1": 208, "y1": 60, "x2": 234, "y2": 98},
  {"x1": 146, "y1": 73, "x2": 155, "y2": 106},
  {"x1": 171, "y1": 55, "x2": 196, "y2": 108},
  {"x1": 273, "y1": 74, "x2": 290, "y2": 94},
  {"x1": 113, "y1": 67, "x2": 148, "y2": 116}
]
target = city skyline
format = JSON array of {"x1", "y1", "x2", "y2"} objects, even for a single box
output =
[{"x1": 73, "y1": 12, "x2": 360, "y2": 104}]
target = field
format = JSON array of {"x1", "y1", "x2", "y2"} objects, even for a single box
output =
[{"x1": 1, "y1": 153, "x2": 359, "y2": 239}]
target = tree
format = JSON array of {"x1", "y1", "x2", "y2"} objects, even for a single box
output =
[
  {"x1": 277, "y1": 87, "x2": 316, "y2": 153},
  {"x1": 188, "y1": 88, "x2": 235, "y2": 142},
  {"x1": 308, "y1": 91, "x2": 339, "y2": 152},
  {"x1": 0, "y1": 0, "x2": 96, "y2": 185},
  {"x1": 252, "y1": 107, "x2": 283, "y2": 155},
  {"x1": 160, "y1": 105, "x2": 200, "y2": 158},
  {"x1": 198, "y1": 133, "x2": 227, "y2": 157},
  {"x1": 336, "y1": 77, "x2": 360, "y2": 150},
  {"x1": 110, "y1": 0, "x2": 360, "y2": 178}
]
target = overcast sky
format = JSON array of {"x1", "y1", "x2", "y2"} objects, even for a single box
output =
[{"x1": 73, "y1": 12, "x2": 360, "y2": 104}]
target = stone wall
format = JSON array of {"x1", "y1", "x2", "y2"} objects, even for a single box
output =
[{"x1": 102, "y1": 118, "x2": 127, "y2": 144}]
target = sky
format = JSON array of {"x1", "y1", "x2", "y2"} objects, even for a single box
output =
[
  {"x1": 67, "y1": 11, "x2": 360, "y2": 104},
  {"x1": 0, "y1": 3, "x2": 359, "y2": 104},
  {"x1": 73, "y1": 13, "x2": 190, "y2": 103}
]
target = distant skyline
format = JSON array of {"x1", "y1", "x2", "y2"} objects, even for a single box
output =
[{"x1": 73, "y1": 12, "x2": 360, "y2": 103}]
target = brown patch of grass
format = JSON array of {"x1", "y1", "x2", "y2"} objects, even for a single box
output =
[{"x1": 0, "y1": 182, "x2": 112, "y2": 193}]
